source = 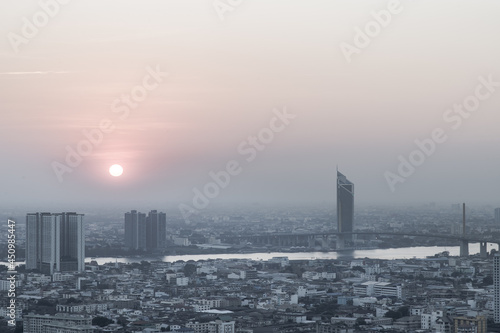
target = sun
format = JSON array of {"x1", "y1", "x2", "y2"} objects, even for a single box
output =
[{"x1": 109, "y1": 164, "x2": 123, "y2": 177}]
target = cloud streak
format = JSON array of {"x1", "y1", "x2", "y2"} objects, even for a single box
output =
[{"x1": 0, "y1": 71, "x2": 72, "y2": 75}]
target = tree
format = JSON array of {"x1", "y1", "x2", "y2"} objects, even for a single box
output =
[
  {"x1": 92, "y1": 316, "x2": 113, "y2": 327},
  {"x1": 398, "y1": 306, "x2": 409, "y2": 317},
  {"x1": 355, "y1": 318, "x2": 367, "y2": 326},
  {"x1": 352, "y1": 266, "x2": 365, "y2": 273},
  {"x1": 117, "y1": 316, "x2": 128, "y2": 327},
  {"x1": 183, "y1": 263, "x2": 197, "y2": 277},
  {"x1": 482, "y1": 275, "x2": 493, "y2": 286},
  {"x1": 312, "y1": 301, "x2": 339, "y2": 316},
  {"x1": 66, "y1": 297, "x2": 81, "y2": 304},
  {"x1": 384, "y1": 306, "x2": 409, "y2": 320},
  {"x1": 385, "y1": 310, "x2": 402, "y2": 319},
  {"x1": 460, "y1": 277, "x2": 472, "y2": 284},
  {"x1": 37, "y1": 298, "x2": 55, "y2": 307}
]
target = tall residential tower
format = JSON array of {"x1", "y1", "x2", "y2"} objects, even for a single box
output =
[
  {"x1": 124, "y1": 210, "x2": 147, "y2": 250},
  {"x1": 26, "y1": 212, "x2": 85, "y2": 275},
  {"x1": 147, "y1": 210, "x2": 167, "y2": 249},
  {"x1": 124, "y1": 210, "x2": 166, "y2": 251}
]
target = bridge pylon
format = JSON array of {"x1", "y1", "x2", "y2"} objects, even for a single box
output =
[
  {"x1": 460, "y1": 239, "x2": 469, "y2": 257},
  {"x1": 459, "y1": 203, "x2": 469, "y2": 257},
  {"x1": 337, "y1": 234, "x2": 345, "y2": 250},
  {"x1": 480, "y1": 242, "x2": 488, "y2": 258}
]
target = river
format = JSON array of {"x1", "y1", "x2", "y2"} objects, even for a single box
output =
[{"x1": 2, "y1": 243, "x2": 496, "y2": 267}]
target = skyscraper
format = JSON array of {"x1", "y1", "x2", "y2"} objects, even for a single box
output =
[
  {"x1": 337, "y1": 170, "x2": 354, "y2": 244},
  {"x1": 26, "y1": 212, "x2": 85, "y2": 275},
  {"x1": 495, "y1": 208, "x2": 500, "y2": 224},
  {"x1": 125, "y1": 210, "x2": 166, "y2": 251},
  {"x1": 124, "y1": 210, "x2": 146, "y2": 250},
  {"x1": 495, "y1": 254, "x2": 500, "y2": 323},
  {"x1": 146, "y1": 210, "x2": 167, "y2": 250}
]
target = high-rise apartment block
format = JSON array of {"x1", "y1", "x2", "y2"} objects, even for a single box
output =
[
  {"x1": 26, "y1": 212, "x2": 85, "y2": 275},
  {"x1": 124, "y1": 210, "x2": 146, "y2": 250},
  {"x1": 124, "y1": 210, "x2": 166, "y2": 250}
]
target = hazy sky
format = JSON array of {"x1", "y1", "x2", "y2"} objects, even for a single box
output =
[{"x1": 1, "y1": 0, "x2": 500, "y2": 210}]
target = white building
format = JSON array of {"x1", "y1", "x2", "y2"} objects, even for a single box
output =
[
  {"x1": 302, "y1": 271, "x2": 336, "y2": 280},
  {"x1": 52, "y1": 273, "x2": 74, "y2": 282},
  {"x1": 186, "y1": 321, "x2": 210, "y2": 333},
  {"x1": 23, "y1": 313, "x2": 92, "y2": 333},
  {"x1": 209, "y1": 320, "x2": 235, "y2": 333},
  {"x1": 27, "y1": 274, "x2": 52, "y2": 284},
  {"x1": 0, "y1": 279, "x2": 22, "y2": 291},
  {"x1": 176, "y1": 277, "x2": 189, "y2": 286},
  {"x1": 353, "y1": 281, "x2": 404, "y2": 299},
  {"x1": 173, "y1": 237, "x2": 191, "y2": 246},
  {"x1": 56, "y1": 303, "x2": 108, "y2": 314},
  {"x1": 193, "y1": 304, "x2": 212, "y2": 312},
  {"x1": 421, "y1": 310, "x2": 444, "y2": 330},
  {"x1": 268, "y1": 257, "x2": 289, "y2": 267}
]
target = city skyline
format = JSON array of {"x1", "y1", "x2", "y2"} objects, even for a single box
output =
[{"x1": 2, "y1": 1, "x2": 500, "y2": 332}]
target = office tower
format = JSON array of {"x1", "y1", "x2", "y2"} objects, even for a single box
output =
[
  {"x1": 337, "y1": 170, "x2": 354, "y2": 243},
  {"x1": 124, "y1": 210, "x2": 146, "y2": 250},
  {"x1": 146, "y1": 210, "x2": 167, "y2": 250},
  {"x1": 26, "y1": 212, "x2": 85, "y2": 275},
  {"x1": 495, "y1": 254, "x2": 500, "y2": 323},
  {"x1": 495, "y1": 208, "x2": 500, "y2": 224}
]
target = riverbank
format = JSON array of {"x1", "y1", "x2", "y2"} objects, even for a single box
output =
[{"x1": 3, "y1": 243, "x2": 496, "y2": 267}]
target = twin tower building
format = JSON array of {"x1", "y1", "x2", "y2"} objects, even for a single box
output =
[
  {"x1": 26, "y1": 212, "x2": 85, "y2": 275},
  {"x1": 124, "y1": 210, "x2": 167, "y2": 251}
]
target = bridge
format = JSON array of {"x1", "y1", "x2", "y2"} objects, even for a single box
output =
[
  {"x1": 222, "y1": 204, "x2": 493, "y2": 257},
  {"x1": 221, "y1": 231, "x2": 497, "y2": 258}
]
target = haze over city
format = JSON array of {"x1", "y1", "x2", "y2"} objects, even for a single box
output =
[
  {"x1": 1, "y1": 0, "x2": 500, "y2": 209},
  {"x1": 4, "y1": 2, "x2": 500, "y2": 333}
]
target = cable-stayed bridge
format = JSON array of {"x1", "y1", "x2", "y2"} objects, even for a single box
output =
[{"x1": 221, "y1": 231, "x2": 497, "y2": 257}]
